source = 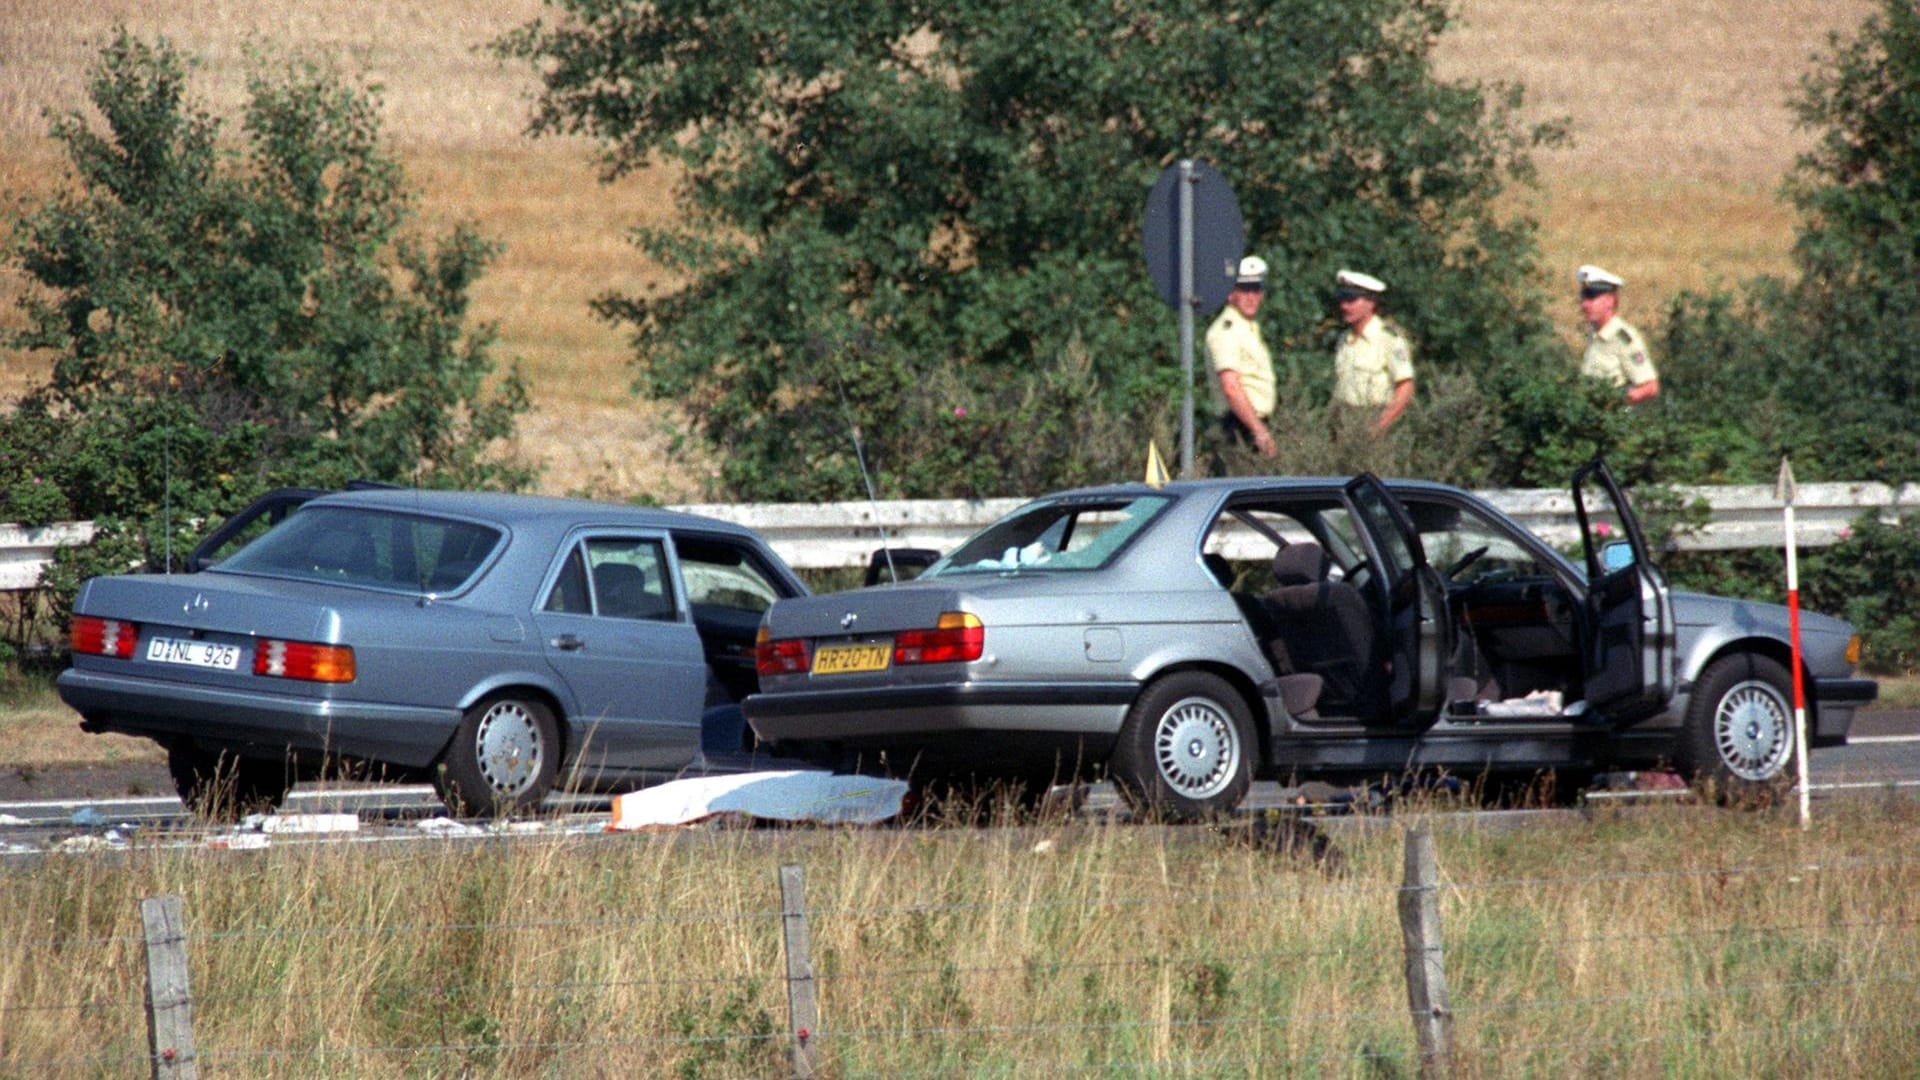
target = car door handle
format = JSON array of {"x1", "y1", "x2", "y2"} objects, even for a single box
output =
[{"x1": 550, "y1": 633, "x2": 585, "y2": 651}]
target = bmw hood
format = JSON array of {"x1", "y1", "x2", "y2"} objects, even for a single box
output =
[{"x1": 1671, "y1": 589, "x2": 1853, "y2": 640}]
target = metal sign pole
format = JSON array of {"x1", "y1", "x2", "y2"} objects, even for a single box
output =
[
  {"x1": 1178, "y1": 160, "x2": 1195, "y2": 478},
  {"x1": 1141, "y1": 158, "x2": 1242, "y2": 480},
  {"x1": 1778, "y1": 457, "x2": 1811, "y2": 830}
]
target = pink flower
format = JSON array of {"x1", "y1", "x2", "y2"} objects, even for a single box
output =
[
  {"x1": 1594, "y1": 522, "x2": 1613, "y2": 537},
  {"x1": 953, "y1": 406, "x2": 968, "y2": 418},
  {"x1": 1838, "y1": 526, "x2": 1852, "y2": 541}
]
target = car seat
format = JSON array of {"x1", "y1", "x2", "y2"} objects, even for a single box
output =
[
  {"x1": 1203, "y1": 549, "x2": 1324, "y2": 719},
  {"x1": 1262, "y1": 542, "x2": 1378, "y2": 717},
  {"x1": 593, "y1": 562, "x2": 669, "y2": 620}
]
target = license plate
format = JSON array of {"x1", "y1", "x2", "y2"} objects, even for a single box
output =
[
  {"x1": 811, "y1": 642, "x2": 891, "y2": 675},
  {"x1": 146, "y1": 636, "x2": 242, "y2": 671}
]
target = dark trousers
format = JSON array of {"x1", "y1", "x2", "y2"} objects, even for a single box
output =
[{"x1": 1219, "y1": 413, "x2": 1265, "y2": 447}]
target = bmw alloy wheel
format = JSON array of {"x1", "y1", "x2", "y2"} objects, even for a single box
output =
[
  {"x1": 1152, "y1": 695, "x2": 1243, "y2": 801},
  {"x1": 1713, "y1": 678, "x2": 1793, "y2": 782}
]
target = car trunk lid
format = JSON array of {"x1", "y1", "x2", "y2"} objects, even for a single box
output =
[{"x1": 72, "y1": 572, "x2": 397, "y2": 692}]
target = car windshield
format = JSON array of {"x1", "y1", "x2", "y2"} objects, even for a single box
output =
[
  {"x1": 214, "y1": 505, "x2": 502, "y2": 593},
  {"x1": 924, "y1": 495, "x2": 1172, "y2": 576}
]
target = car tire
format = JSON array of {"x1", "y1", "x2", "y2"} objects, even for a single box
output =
[
  {"x1": 1677, "y1": 653, "x2": 1797, "y2": 803},
  {"x1": 433, "y1": 693, "x2": 559, "y2": 817},
  {"x1": 1111, "y1": 672, "x2": 1255, "y2": 821},
  {"x1": 167, "y1": 742, "x2": 292, "y2": 821}
]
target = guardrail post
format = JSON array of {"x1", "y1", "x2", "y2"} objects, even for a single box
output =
[
  {"x1": 778, "y1": 864, "x2": 819, "y2": 1079},
  {"x1": 140, "y1": 894, "x2": 198, "y2": 1080},
  {"x1": 1398, "y1": 829, "x2": 1452, "y2": 1078}
]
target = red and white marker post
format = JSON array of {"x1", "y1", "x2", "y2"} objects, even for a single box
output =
[{"x1": 1779, "y1": 458, "x2": 1811, "y2": 829}]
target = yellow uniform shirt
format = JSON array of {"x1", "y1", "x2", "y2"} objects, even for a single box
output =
[
  {"x1": 1205, "y1": 307, "x2": 1276, "y2": 418},
  {"x1": 1331, "y1": 318, "x2": 1414, "y2": 407},
  {"x1": 1581, "y1": 317, "x2": 1658, "y2": 388}
]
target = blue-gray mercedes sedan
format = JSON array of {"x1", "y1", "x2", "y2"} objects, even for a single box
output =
[
  {"x1": 745, "y1": 462, "x2": 1877, "y2": 819},
  {"x1": 60, "y1": 490, "x2": 807, "y2": 816}
]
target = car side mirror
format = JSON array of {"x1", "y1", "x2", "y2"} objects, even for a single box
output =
[{"x1": 1600, "y1": 540, "x2": 1636, "y2": 573}]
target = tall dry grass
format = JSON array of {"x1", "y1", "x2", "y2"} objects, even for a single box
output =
[
  {"x1": 3, "y1": 798, "x2": 1918, "y2": 1076},
  {"x1": 0, "y1": 0, "x2": 1882, "y2": 497}
]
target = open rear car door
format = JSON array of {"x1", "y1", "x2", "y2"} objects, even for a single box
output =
[
  {"x1": 1345, "y1": 474, "x2": 1452, "y2": 727},
  {"x1": 1572, "y1": 459, "x2": 1675, "y2": 723}
]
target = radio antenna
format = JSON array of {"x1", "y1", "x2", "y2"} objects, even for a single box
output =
[
  {"x1": 834, "y1": 382, "x2": 898, "y2": 584},
  {"x1": 816, "y1": 332, "x2": 898, "y2": 584}
]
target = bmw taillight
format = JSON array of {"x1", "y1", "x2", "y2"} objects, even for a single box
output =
[
  {"x1": 895, "y1": 612, "x2": 984, "y2": 665},
  {"x1": 254, "y1": 639, "x2": 356, "y2": 683},
  {"x1": 71, "y1": 616, "x2": 137, "y2": 659},
  {"x1": 756, "y1": 626, "x2": 811, "y2": 676}
]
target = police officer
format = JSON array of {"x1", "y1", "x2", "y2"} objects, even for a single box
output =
[
  {"x1": 1206, "y1": 256, "x2": 1278, "y2": 458},
  {"x1": 1577, "y1": 264, "x2": 1660, "y2": 403},
  {"x1": 1330, "y1": 269, "x2": 1414, "y2": 435}
]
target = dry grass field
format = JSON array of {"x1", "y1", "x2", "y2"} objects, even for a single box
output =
[
  {"x1": 4, "y1": 801, "x2": 1919, "y2": 1074},
  {"x1": 0, "y1": 0, "x2": 1879, "y2": 498}
]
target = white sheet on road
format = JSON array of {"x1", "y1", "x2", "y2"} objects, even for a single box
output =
[{"x1": 610, "y1": 770, "x2": 908, "y2": 829}]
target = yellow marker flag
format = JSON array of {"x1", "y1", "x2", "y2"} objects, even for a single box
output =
[{"x1": 1144, "y1": 441, "x2": 1171, "y2": 488}]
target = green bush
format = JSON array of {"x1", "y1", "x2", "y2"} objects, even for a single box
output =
[{"x1": 2, "y1": 32, "x2": 533, "y2": 655}]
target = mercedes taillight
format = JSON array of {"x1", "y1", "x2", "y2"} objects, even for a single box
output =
[
  {"x1": 70, "y1": 616, "x2": 137, "y2": 659},
  {"x1": 254, "y1": 639, "x2": 356, "y2": 683}
]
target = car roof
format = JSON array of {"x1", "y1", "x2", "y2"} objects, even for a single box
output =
[
  {"x1": 1033, "y1": 475, "x2": 1469, "y2": 501},
  {"x1": 304, "y1": 488, "x2": 767, "y2": 541}
]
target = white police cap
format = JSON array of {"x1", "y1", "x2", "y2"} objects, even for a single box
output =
[
  {"x1": 1334, "y1": 269, "x2": 1386, "y2": 297},
  {"x1": 1577, "y1": 264, "x2": 1625, "y2": 292},
  {"x1": 1234, "y1": 256, "x2": 1269, "y2": 286}
]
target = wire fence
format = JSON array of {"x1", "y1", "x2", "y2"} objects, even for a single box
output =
[{"x1": 5, "y1": 826, "x2": 1920, "y2": 1078}]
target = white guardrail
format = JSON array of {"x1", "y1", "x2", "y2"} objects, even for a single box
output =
[{"x1": 3, "y1": 482, "x2": 1916, "y2": 587}]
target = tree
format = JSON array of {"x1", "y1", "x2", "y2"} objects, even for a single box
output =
[
  {"x1": 1658, "y1": 0, "x2": 1920, "y2": 485},
  {"x1": 499, "y1": 0, "x2": 1563, "y2": 500},
  {"x1": 2, "y1": 31, "x2": 531, "y2": 551},
  {"x1": 1777, "y1": 0, "x2": 1920, "y2": 480}
]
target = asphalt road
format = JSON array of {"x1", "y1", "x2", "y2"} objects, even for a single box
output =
[{"x1": 4, "y1": 710, "x2": 1915, "y2": 850}]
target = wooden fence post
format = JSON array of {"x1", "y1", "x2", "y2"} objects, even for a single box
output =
[
  {"x1": 1398, "y1": 828, "x2": 1453, "y2": 1078},
  {"x1": 778, "y1": 864, "x2": 819, "y2": 1079},
  {"x1": 140, "y1": 894, "x2": 198, "y2": 1080}
]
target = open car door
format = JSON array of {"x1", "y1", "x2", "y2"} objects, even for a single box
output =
[
  {"x1": 1571, "y1": 459, "x2": 1675, "y2": 723},
  {"x1": 1345, "y1": 474, "x2": 1453, "y2": 727}
]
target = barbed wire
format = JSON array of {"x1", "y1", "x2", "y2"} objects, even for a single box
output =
[
  {"x1": 191, "y1": 906, "x2": 777, "y2": 943},
  {"x1": 1456, "y1": 1012, "x2": 1920, "y2": 1068},
  {"x1": 199, "y1": 1027, "x2": 786, "y2": 1064},
  {"x1": 1451, "y1": 969, "x2": 1920, "y2": 1020},
  {"x1": 0, "y1": 1050, "x2": 153, "y2": 1074},
  {"x1": 6, "y1": 847, "x2": 1915, "y2": 956},
  {"x1": 0, "y1": 992, "x2": 142, "y2": 1016},
  {"x1": 1441, "y1": 851, "x2": 1920, "y2": 894},
  {"x1": 830, "y1": 1013, "x2": 1920, "y2": 1079},
  {"x1": 10, "y1": 960, "x2": 1917, "y2": 1071},
  {"x1": 34, "y1": 908, "x2": 1917, "y2": 1021}
]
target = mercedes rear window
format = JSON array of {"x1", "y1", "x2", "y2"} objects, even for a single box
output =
[{"x1": 214, "y1": 506, "x2": 502, "y2": 593}]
